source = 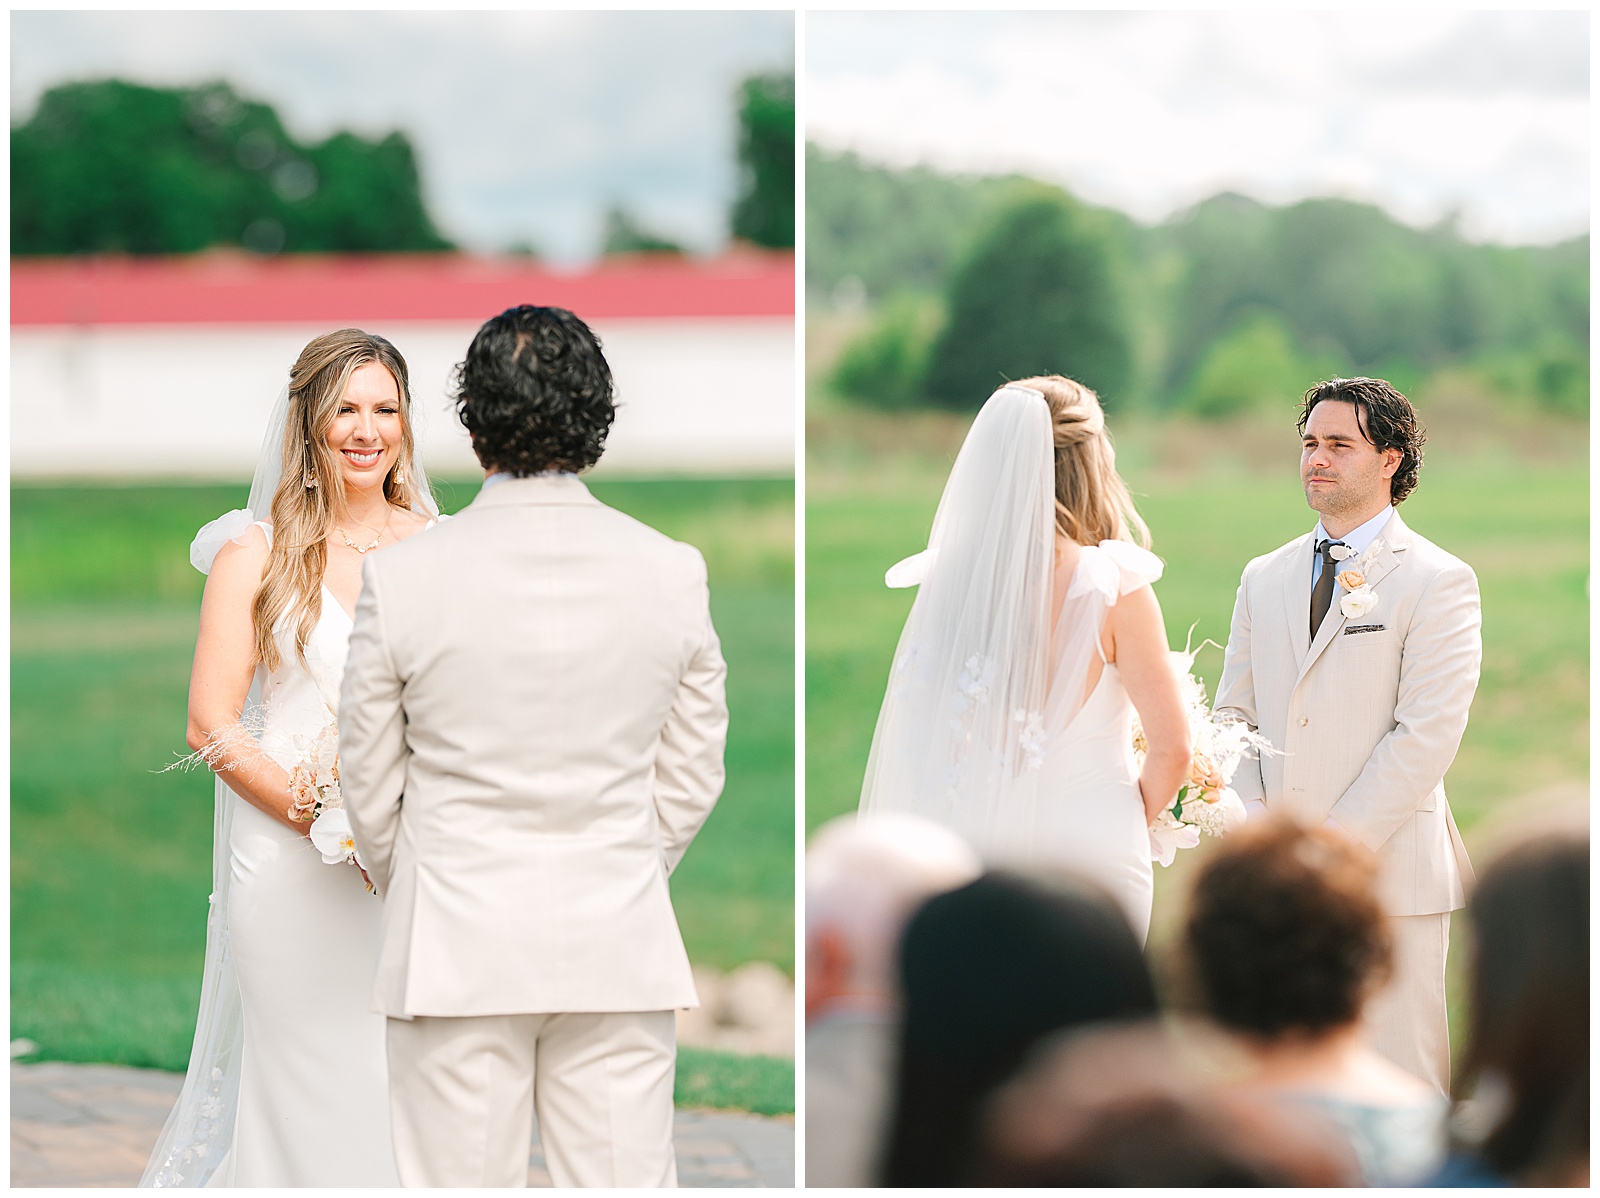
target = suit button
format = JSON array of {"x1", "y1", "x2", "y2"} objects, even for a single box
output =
[{"x1": 1299, "y1": 717, "x2": 1309, "y2": 727}]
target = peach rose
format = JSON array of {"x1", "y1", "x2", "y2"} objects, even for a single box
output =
[
  {"x1": 1336, "y1": 568, "x2": 1366, "y2": 591},
  {"x1": 1188, "y1": 752, "x2": 1225, "y2": 792},
  {"x1": 287, "y1": 764, "x2": 318, "y2": 821}
]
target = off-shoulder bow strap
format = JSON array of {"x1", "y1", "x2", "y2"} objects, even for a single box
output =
[
  {"x1": 190, "y1": 509, "x2": 262, "y2": 575},
  {"x1": 885, "y1": 549, "x2": 935, "y2": 589},
  {"x1": 1067, "y1": 540, "x2": 1164, "y2": 604}
]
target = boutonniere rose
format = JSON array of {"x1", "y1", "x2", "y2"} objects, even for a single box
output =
[
  {"x1": 1340, "y1": 584, "x2": 1378, "y2": 618},
  {"x1": 1328, "y1": 544, "x2": 1357, "y2": 562},
  {"x1": 1335, "y1": 540, "x2": 1385, "y2": 619}
]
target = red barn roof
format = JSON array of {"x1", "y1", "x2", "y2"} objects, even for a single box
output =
[{"x1": 10, "y1": 251, "x2": 794, "y2": 326}]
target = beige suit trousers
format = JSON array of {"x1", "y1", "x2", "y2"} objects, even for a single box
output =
[
  {"x1": 1363, "y1": 912, "x2": 1452, "y2": 1096},
  {"x1": 386, "y1": 1010, "x2": 677, "y2": 1188}
]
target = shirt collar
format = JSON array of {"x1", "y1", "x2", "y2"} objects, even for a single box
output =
[
  {"x1": 1316, "y1": 504, "x2": 1394, "y2": 556},
  {"x1": 480, "y1": 469, "x2": 576, "y2": 492}
]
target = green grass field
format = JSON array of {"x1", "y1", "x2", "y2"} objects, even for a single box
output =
[
  {"x1": 807, "y1": 409, "x2": 1587, "y2": 1056},
  {"x1": 12, "y1": 477, "x2": 795, "y2": 1112}
]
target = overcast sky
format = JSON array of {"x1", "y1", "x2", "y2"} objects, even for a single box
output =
[
  {"x1": 12, "y1": 10, "x2": 793, "y2": 264},
  {"x1": 808, "y1": 11, "x2": 1588, "y2": 246}
]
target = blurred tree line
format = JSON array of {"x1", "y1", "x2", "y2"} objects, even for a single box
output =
[
  {"x1": 13, "y1": 73, "x2": 795, "y2": 258},
  {"x1": 13, "y1": 80, "x2": 453, "y2": 255},
  {"x1": 731, "y1": 72, "x2": 795, "y2": 250},
  {"x1": 810, "y1": 144, "x2": 1588, "y2": 418}
]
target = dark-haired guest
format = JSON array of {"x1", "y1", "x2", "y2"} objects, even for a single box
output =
[
  {"x1": 880, "y1": 871, "x2": 1157, "y2": 1186},
  {"x1": 1184, "y1": 818, "x2": 1448, "y2": 1185},
  {"x1": 1431, "y1": 831, "x2": 1588, "y2": 1187}
]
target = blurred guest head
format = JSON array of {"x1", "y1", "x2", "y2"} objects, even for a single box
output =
[
  {"x1": 453, "y1": 304, "x2": 615, "y2": 476},
  {"x1": 1183, "y1": 818, "x2": 1450, "y2": 1186},
  {"x1": 1185, "y1": 816, "x2": 1391, "y2": 1040},
  {"x1": 881, "y1": 870, "x2": 1156, "y2": 1186},
  {"x1": 975, "y1": 1022, "x2": 1360, "y2": 1187},
  {"x1": 1013, "y1": 374, "x2": 1151, "y2": 549},
  {"x1": 1454, "y1": 830, "x2": 1588, "y2": 1186},
  {"x1": 804, "y1": 814, "x2": 981, "y2": 1189},
  {"x1": 804, "y1": 812, "x2": 981, "y2": 1021}
]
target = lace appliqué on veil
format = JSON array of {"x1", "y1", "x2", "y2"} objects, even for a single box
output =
[{"x1": 149, "y1": 1064, "x2": 230, "y2": 1187}]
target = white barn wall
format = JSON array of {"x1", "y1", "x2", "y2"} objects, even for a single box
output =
[{"x1": 11, "y1": 316, "x2": 793, "y2": 479}]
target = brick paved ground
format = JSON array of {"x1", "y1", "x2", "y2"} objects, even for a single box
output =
[{"x1": 11, "y1": 1061, "x2": 793, "y2": 1188}]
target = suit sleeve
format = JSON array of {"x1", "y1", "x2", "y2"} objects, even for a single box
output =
[
  {"x1": 1214, "y1": 566, "x2": 1266, "y2": 805},
  {"x1": 338, "y1": 558, "x2": 409, "y2": 895},
  {"x1": 654, "y1": 550, "x2": 729, "y2": 875},
  {"x1": 1327, "y1": 561, "x2": 1482, "y2": 851}
]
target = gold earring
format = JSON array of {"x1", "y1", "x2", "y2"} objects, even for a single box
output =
[
  {"x1": 304, "y1": 470, "x2": 317, "y2": 489},
  {"x1": 394, "y1": 465, "x2": 406, "y2": 488}
]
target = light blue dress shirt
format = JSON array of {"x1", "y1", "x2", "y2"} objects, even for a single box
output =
[{"x1": 1312, "y1": 504, "x2": 1395, "y2": 585}]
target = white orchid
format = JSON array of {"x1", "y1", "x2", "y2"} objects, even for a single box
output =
[
  {"x1": 1149, "y1": 812, "x2": 1201, "y2": 868},
  {"x1": 309, "y1": 807, "x2": 363, "y2": 867}
]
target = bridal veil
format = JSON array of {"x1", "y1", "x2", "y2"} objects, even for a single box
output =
[{"x1": 858, "y1": 383, "x2": 1158, "y2": 861}]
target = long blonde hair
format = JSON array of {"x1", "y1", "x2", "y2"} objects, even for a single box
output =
[
  {"x1": 1014, "y1": 374, "x2": 1151, "y2": 550},
  {"x1": 252, "y1": 329, "x2": 420, "y2": 672}
]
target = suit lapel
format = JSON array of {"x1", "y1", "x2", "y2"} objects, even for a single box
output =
[
  {"x1": 1295, "y1": 510, "x2": 1411, "y2": 683},
  {"x1": 1280, "y1": 532, "x2": 1316, "y2": 664}
]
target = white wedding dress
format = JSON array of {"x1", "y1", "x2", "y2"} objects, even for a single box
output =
[
  {"x1": 215, "y1": 525, "x2": 401, "y2": 1186},
  {"x1": 1007, "y1": 547, "x2": 1160, "y2": 943},
  {"x1": 858, "y1": 385, "x2": 1161, "y2": 945},
  {"x1": 146, "y1": 523, "x2": 407, "y2": 1187}
]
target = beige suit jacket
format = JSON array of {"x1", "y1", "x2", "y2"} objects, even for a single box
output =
[
  {"x1": 1215, "y1": 510, "x2": 1478, "y2": 916},
  {"x1": 339, "y1": 475, "x2": 728, "y2": 1017}
]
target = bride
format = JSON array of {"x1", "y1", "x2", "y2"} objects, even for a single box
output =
[
  {"x1": 142, "y1": 330, "x2": 438, "y2": 1186},
  {"x1": 859, "y1": 377, "x2": 1190, "y2": 943}
]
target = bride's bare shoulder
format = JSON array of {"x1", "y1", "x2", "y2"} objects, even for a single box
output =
[
  {"x1": 205, "y1": 524, "x2": 271, "y2": 603},
  {"x1": 210, "y1": 522, "x2": 271, "y2": 572}
]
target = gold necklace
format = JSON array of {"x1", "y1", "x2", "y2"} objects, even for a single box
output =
[{"x1": 335, "y1": 509, "x2": 392, "y2": 555}]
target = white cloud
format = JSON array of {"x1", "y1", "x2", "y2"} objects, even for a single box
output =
[
  {"x1": 11, "y1": 11, "x2": 794, "y2": 263},
  {"x1": 807, "y1": 11, "x2": 1587, "y2": 245}
]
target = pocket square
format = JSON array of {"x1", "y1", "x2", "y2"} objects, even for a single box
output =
[{"x1": 1344, "y1": 623, "x2": 1386, "y2": 635}]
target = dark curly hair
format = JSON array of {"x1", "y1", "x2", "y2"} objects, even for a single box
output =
[
  {"x1": 1297, "y1": 377, "x2": 1425, "y2": 505},
  {"x1": 452, "y1": 305, "x2": 615, "y2": 475},
  {"x1": 1184, "y1": 818, "x2": 1391, "y2": 1039}
]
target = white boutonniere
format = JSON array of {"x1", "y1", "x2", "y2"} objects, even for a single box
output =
[{"x1": 1336, "y1": 542, "x2": 1384, "y2": 619}]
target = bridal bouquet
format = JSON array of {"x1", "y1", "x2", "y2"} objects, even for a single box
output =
[
  {"x1": 287, "y1": 720, "x2": 367, "y2": 878},
  {"x1": 1133, "y1": 637, "x2": 1274, "y2": 867}
]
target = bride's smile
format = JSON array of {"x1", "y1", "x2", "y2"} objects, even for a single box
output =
[{"x1": 328, "y1": 360, "x2": 404, "y2": 493}]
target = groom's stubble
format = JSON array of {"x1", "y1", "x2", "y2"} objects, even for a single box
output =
[{"x1": 1299, "y1": 400, "x2": 1399, "y2": 536}]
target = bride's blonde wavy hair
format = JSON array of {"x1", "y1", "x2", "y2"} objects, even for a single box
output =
[
  {"x1": 1014, "y1": 374, "x2": 1151, "y2": 550},
  {"x1": 252, "y1": 329, "x2": 420, "y2": 672}
]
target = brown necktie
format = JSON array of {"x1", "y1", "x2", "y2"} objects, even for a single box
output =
[{"x1": 1310, "y1": 539, "x2": 1344, "y2": 637}]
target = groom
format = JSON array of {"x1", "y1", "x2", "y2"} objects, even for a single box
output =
[
  {"x1": 1215, "y1": 377, "x2": 1479, "y2": 1095},
  {"x1": 339, "y1": 305, "x2": 728, "y2": 1186}
]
